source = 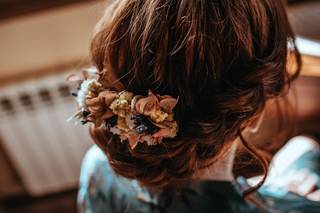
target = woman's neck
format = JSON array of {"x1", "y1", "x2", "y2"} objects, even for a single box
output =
[{"x1": 196, "y1": 139, "x2": 238, "y2": 182}]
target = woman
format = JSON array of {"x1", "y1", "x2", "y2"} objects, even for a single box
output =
[{"x1": 73, "y1": 0, "x2": 320, "y2": 212}]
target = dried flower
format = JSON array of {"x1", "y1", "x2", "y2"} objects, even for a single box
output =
[
  {"x1": 85, "y1": 90, "x2": 118, "y2": 126},
  {"x1": 110, "y1": 91, "x2": 134, "y2": 118},
  {"x1": 77, "y1": 79, "x2": 102, "y2": 111},
  {"x1": 134, "y1": 90, "x2": 177, "y2": 123},
  {"x1": 68, "y1": 70, "x2": 179, "y2": 149}
]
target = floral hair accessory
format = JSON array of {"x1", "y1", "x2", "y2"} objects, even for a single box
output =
[{"x1": 67, "y1": 68, "x2": 179, "y2": 149}]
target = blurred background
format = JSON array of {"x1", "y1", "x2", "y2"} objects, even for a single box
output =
[{"x1": 0, "y1": 0, "x2": 319, "y2": 213}]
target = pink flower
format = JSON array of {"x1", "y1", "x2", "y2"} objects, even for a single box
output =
[
  {"x1": 134, "y1": 91, "x2": 159, "y2": 116},
  {"x1": 153, "y1": 127, "x2": 176, "y2": 139},
  {"x1": 86, "y1": 90, "x2": 118, "y2": 126},
  {"x1": 127, "y1": 134, "x2": 141, "y2": 149},
  {"x1": 158, "y1": 95, "x2": 178, "y2": 114},
  {"x1": 134, "y1": 90, "x2": 178, "y2": 123}
]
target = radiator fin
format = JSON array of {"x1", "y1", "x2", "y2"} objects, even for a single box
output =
[{"x1": 0, "y1": 73, "x2": 92, "y2": 196}]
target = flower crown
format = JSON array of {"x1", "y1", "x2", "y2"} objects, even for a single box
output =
[{"x1": 67, "y1": 68, "x2": 179, "y2": 149}]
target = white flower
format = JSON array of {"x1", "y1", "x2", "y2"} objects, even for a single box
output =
[
  {"x1": 109, "y1": 126, "x2": 121, "y2": 136},
  {"x1": 77, "y1": 79, "x2": 101, "y2": 111}
]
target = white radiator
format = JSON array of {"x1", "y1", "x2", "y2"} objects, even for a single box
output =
[{"x1": 0, "y1": 72, "x2": 92, "y2": 196}]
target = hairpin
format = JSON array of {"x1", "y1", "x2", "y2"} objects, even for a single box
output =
[{"x1": 67, "y1": 68, "x2": 179, "y2": 149}]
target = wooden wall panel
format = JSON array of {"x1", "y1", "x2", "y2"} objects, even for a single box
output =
[
  {"x1": 0, "y1": 0, "x2": 99, "y2": 21},
  {"x1": 0, "y1": 1, "x2": 108, "y2": 83}
]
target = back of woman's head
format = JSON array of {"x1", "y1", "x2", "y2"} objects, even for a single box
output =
[{"x1": 90, "y1": 0, "x2": 300, "y2": 191}]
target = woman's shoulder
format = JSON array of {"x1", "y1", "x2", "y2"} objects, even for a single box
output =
[
  {"x1": 77, "y1": 144, "x2": 320, "y2": 213},
  {"x1": 78, "y1": 145, "x2": 155, "y2": 213},
  {"x1": 78, "y1": 145, "x2": 113, "y2": 197}
]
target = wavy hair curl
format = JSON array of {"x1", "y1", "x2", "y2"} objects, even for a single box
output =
[{"x1": 90, "y1": 0, "x2": 301, "y2": 195}]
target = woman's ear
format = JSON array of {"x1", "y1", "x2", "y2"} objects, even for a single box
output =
[{"x1": 247, "y1": 110, "x2": 265, "y2": 134}]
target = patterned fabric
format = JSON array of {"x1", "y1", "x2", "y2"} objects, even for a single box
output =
[{"x1": 78, "y1": 145, "x2": 320, "y2": 213}]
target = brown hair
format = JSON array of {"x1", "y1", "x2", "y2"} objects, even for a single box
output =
[{"x1": 89, "y1": 0, "x2": 301, "y2": 195}]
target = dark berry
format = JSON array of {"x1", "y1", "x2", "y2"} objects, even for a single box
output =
[
  {"x1": 135, "y1": 125, "x2": 148, "y2": 134},
  {"x1": 131, "y1": 114, "x2": 159, "y2": 134},
  {"x1": 131, "y1": 114, "x2": 144, "y2": 125},
  {"x1": 131, "y1": 114, "x2": 149, "y2": 125},
  {"x1": 81, "y1": 120, "x2": 89, "y2": 125},
  {"x1": 82, "y1": 111, "x2": 90, "y2": 117},
  {"x1": 71, "y1": 92, "x2": 78, "y2": 97},
  {"x1": 146, "y1": 124, "x2": 159, "y2": 134},
  {"x1": 106, "y1": 116, "x2": 117, "y2": 128}
]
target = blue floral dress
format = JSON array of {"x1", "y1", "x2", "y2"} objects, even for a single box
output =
[{"x1": 78, "y1": 145, "x2": 320, "y2": 213}]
